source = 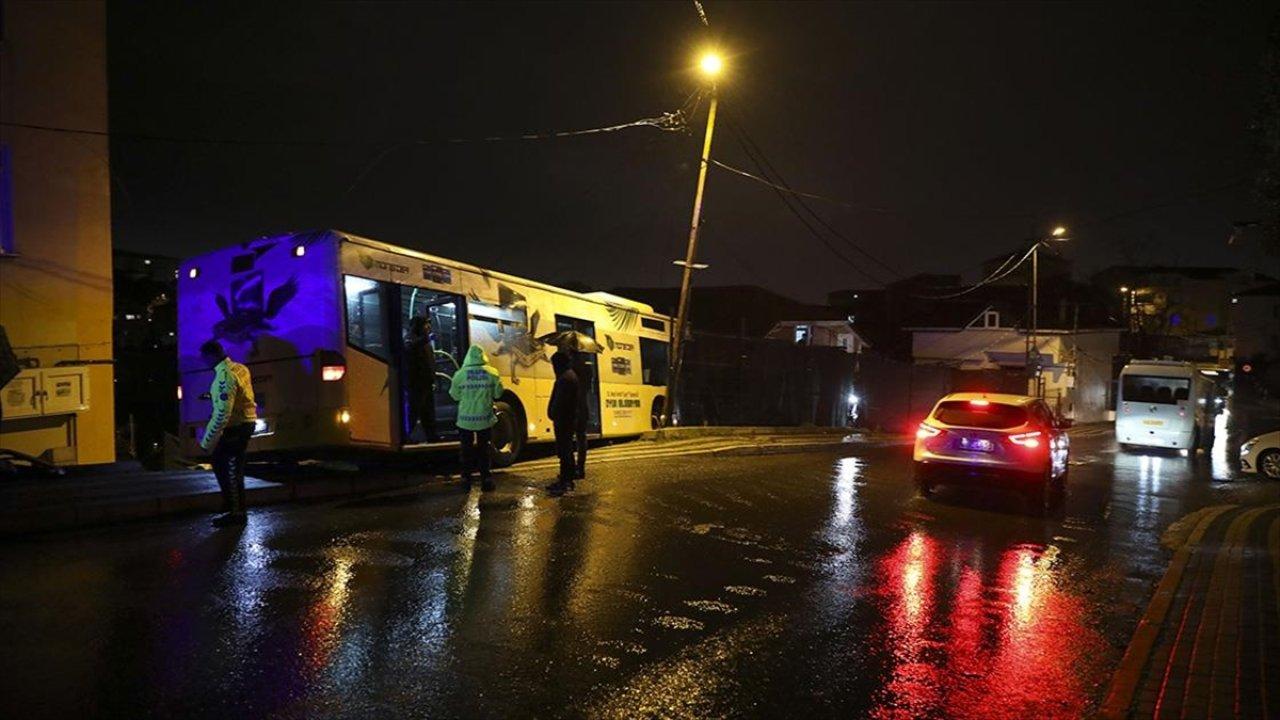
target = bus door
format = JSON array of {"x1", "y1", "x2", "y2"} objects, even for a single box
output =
[
  {"x1": 399, "y1": 285, "x2": 467, "y2": 444},
  {"x1": 342, "y1": 275, "x2": 397, "y2": 445},
  {"x1": 555, "y1": 315, "x2": 602, "y2": 434}
]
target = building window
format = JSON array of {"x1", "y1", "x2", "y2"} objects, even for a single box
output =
[
  {"x1": 794, "y1": 325, "x2": 810, "y2": 344},
  {"x1": 983, "y1": 310, "x2": 1000, "y2": 328},
  {"x1": 0, "y1": 144, "x2": 14, "y2": 255}
]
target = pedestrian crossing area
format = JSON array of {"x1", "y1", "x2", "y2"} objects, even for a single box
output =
[{"x1": 513, "y1": 433, "x2": 865, "y2": 473}]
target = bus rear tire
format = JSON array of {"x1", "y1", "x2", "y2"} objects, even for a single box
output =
[{"x1": 489, "y1": 399, "x2": 525, "y2": 468}]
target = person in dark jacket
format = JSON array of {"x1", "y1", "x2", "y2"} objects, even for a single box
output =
[
  {"x1": 546, "y1": 350, "x2": 580, "y2": 496},
  {"x1": 404, "y1": 316, "x2": 437, "y2": 442},
  {"x1": 572, "y1": 350, "x2": 591, "y2": 479}
]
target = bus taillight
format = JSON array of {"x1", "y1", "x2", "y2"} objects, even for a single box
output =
[{"x1": 322, "y1": 365, "x2": 346, "y2": 382}]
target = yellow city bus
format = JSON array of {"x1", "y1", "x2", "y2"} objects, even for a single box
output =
[{"x1": 177, "y1": 230, "x2": 671, "y2": 465}]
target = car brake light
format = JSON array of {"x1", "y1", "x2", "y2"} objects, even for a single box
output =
[
  {"x1": 969, "y1": 399, "x2": 990, "y2": 406},
  {"x1": 1009, "y1": 431, "x2": 1042, "y2": 448},
  {"x1": 917, "y1": 423, "x2": 942, "y2": 439},
  {"x1": 321, "y1": 365, "x2": 346, "y2": 382}
]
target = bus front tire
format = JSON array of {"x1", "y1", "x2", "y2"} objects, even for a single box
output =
[{"x1": 489, "y1": 399, "x2": 526, "y2": 468}]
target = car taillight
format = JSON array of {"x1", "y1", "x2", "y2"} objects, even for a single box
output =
[
  {"x1": 321, "y1": 365, "x2": 346, "y2": 382},
  {"x1": 1009, "y1": 431, "x2": 1043, "y2": 448},
  {"x1": 917, "y1": 423, "x2": 942, "y2": 439}
]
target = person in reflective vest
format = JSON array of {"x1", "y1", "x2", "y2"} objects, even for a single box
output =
[
  {"x1": 199, "y1": 340, "x2": 257, "y2": 527},
  {"x1": 449, "y1": 344, "x2": 504, "y2": 491}
]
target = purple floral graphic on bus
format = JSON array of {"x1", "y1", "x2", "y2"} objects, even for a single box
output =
[{"x1": 212, "y1": 272, "x2": 299, "y2": 346}]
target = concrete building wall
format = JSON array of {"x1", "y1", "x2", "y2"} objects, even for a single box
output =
[
  {"x1": 911, "y1": 328, "x2": 1120, "y2": 423},
  {"x1": 0, "y1": 1, "x2": 115, "y2": 464}
]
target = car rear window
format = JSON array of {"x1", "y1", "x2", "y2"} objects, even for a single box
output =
[{"x1": 932, "y1": 401, "x2": 1028, "y2": 429}]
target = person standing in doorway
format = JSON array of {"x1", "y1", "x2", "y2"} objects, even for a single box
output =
[
  {"x1": 199, "y1": 340, "x2": 257, "y2": 527},
  {"x1": 572, "y1": 350, "x2": 591, "y2": 480},
  {"x1": 405, "y1": 315, "x2": 437, "y2": 442},
  {"x1": 449, "y1": 344, "x2": 504, "y2": 491},
  {"x1": 547, "y1": 350, "x2": 580, "y2": 496}
]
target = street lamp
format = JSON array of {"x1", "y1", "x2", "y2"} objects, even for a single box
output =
[
  {"x1": 664, "y1": 50, "x2": 724, "y2": 427},
  {"x1": 1026, "y1": 225, "x2": 1069, "y2": 396}
]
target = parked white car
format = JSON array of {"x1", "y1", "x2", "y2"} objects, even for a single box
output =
[{"x1": 1240, "y1": 431, "x2": 1280, "y2": 479}]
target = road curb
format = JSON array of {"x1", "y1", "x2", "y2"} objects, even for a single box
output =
[
  {"x1": 0, "y1": 475, "x2": 427, "y2": 538},
  {"x1": 1097, "y1": 504, "x2": 1234, "y2": 719}
]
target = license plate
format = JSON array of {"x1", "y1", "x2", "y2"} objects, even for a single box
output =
[
  {"x1": 1142, "y1": 419, "x2": 1164, "y2": 426},
  {"x1": 958, "y1": 437, "x2": 994, "y2": 452}
]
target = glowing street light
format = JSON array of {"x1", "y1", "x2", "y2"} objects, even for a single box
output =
[
  {"x1": 698, "y1": 52, "x2": 724, "y2": 78},
  {"x1": 1051, "y1": 225, "x2": 1068, "y2": 238}
]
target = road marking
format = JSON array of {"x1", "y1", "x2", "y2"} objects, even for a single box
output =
[
  {"x1": 1098, "y1": 504, "x2": 1235, "y2": 719},
  {"x1": 513, "y1": 437, "x2": 854, "y2": 473}
]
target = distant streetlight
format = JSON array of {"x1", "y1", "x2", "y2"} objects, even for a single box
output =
[
  {"x1": 665, "y1": 50, "x2": 726, "y2": 427},
  {"x1": 1026, "y1": 225, "x2": 1069, "y2": 396},
  {"x1": 1119, "y1": 286, "x2": 1129, "y2": 293}
]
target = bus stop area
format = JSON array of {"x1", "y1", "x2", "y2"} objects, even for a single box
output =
[{"x1": 0, "y1": 427, "x2": 870, "y2": 537}]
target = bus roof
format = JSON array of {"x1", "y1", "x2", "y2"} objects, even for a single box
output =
[{"x1": 336, "y1": 230, "x2": 661, "y2": 316}]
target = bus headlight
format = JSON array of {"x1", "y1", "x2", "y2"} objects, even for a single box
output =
[{"x1": 337, "y1": 409, "x2": 351, "y2": 424}]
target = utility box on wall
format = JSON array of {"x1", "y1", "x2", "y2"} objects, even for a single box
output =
[
  {"x1": 0, "y1": 366, "x2": 93, "y2": 464},
  {"x1": 1, "y1": 367, "x2": 91, "y2": 418}
]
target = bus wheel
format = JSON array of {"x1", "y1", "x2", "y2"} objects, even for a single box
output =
[
  {"x1": 489, "y1": 399, "x2": 525, "y2": 468},
  {"x1": 650, "y1": 396, "x2": 666, "y2": 429}
]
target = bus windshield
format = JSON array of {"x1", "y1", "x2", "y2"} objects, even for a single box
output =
[{"x1": 1122, "y1": 375, "x2": 1190, "y2": 405}]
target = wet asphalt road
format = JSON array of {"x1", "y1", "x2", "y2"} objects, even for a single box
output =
[{"x1": 2, "y1": 429, "x2": 1279, "y2": 719}]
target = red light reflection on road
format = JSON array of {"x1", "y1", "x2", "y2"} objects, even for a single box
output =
[{"x1": 873, "y1": 534, "x2": 1107, "y2": 719}]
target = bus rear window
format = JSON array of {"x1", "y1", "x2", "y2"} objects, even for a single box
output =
[
  {"x1": 1122, "y1": 375, "x2": 1190, "y2": 405},
  {"x1": 933, "y1": 401, "x2": 1028, "y2": 429}
]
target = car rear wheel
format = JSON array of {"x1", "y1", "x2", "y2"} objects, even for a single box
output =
[
  {"x1": 1259, "y1": 449, "x2": 1280, "y2": 480},
  {"x1": 913, "y1": 462, "x2": 935, "y2": 498}
]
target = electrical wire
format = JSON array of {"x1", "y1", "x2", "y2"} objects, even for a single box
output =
[
  {"x1": 2, "y1": 106, "x2": 692, "y2": 146},
  {"x1": 915, "y1": 242, "x2": 1038, "y2": 299},
  {"x1": 726, "y1": 112, "x2": 904, "y2": 281},
  {"x1": 726, "y1": 125, "x2": 889, "y2": 286}
]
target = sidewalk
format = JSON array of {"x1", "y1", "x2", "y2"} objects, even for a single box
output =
[
  {"x1": 1098, "y1": 503, "x2": 1280, "y2": 719},
  {"x1": 0, "y1": 466, "x2": 425, "y2": 537}
]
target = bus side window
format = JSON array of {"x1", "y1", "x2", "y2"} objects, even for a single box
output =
[{"x1": 639, "y1": 338, "x2": 668, "y2": 386}]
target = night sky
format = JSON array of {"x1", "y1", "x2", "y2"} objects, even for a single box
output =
[{"x1": 107, "y1": 1, "x2": 1278, "y2": 303}]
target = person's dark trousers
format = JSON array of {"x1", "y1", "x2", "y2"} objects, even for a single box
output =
[
  {"x1": 408, "y1": 390, "x2": 436, "y2": 440},
  {"x1": 212, "y1": 423, "x2": 253, "y2": 515},
  {"x1": 554, "y1": 421, "x2": 576, "y2": 482},
  {"x1": 573, "y1": 415, "x2": 587, "y2": 478},
  {"x1": 459, "y1": 427, "x2": 492, "y2": 479}
]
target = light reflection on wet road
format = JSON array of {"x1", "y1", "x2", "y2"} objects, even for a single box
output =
[{"x1": 1, "y1": 430, "x2": 1278, "y2": 718}]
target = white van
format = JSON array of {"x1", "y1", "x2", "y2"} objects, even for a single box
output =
[{"x1": 1115, "y1": 360, "x2": 1216, "y2": 452}]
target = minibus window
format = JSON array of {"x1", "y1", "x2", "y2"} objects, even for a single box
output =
[{"x1": 1121, "y1": 375, "x2": 1190, "y2": 405}]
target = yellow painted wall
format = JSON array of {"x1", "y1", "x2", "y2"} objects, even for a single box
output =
[{"x1": 0, "y1": 1, "x2": 115, "y2": 464}]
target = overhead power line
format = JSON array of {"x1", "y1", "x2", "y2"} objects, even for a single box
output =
[
  {"x1": 725, "y1": 111, "x2": 904, "y2": 282},
  {"x1": 1, "y1": 104, "x2": 692, "y2": 147},
  {"x1": 724, "y1": 124, "x2": 889, "y2": 286}
]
